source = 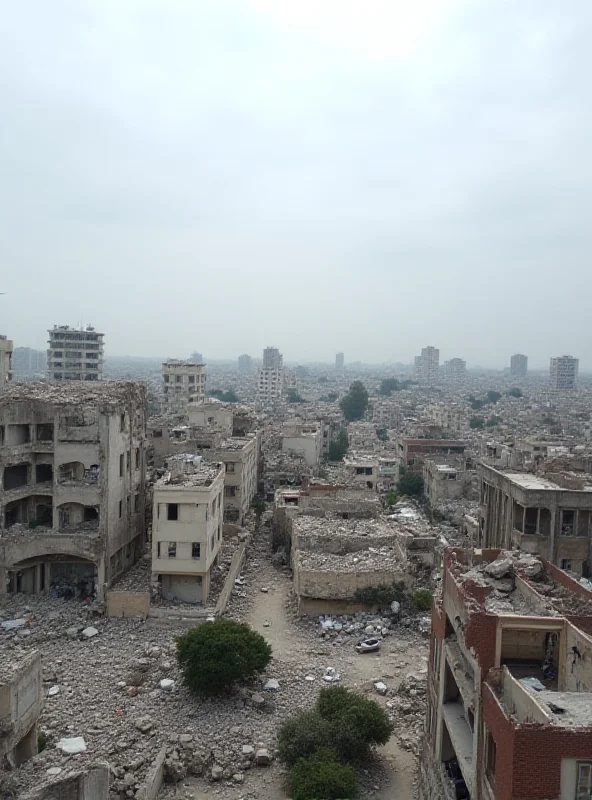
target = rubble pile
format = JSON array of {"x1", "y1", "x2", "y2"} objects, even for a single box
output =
[{"x1": 387, "y1": 674, "x2": 427, "y2": 756}]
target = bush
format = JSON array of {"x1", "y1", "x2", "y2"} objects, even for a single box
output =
[
  {"x1": 277, "y1": 710, "x2": 332, "y2": 766},
  {"x1": 316, "y1": 687, "x2": 394, "y2": 761},
  {"x1": 176, "y1": 619, "x2": 271, "y2": 695},
  {"x1": 469, "y1": 416, "x2": 485, "y2": 429},
  {"x1": 411, "y1": 588, "x2": 433, "y2": 611},
  {"x1": 288, "y1": 749, "x2": 358, "y2": 800},
  {"x1": 353, "y1": 581, "x2": 405, "y2": 608},
  {"x1": 396, "y1": 467, "x2": 424, "y2": 497}
]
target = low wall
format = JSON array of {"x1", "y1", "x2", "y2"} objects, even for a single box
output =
[
  {"x1": 500, "y1": 666, "x2": 552, "y2": 724},
  {"x1": 136, "y1": 745, "x2": 167, "y2": 800},
  {"x1": 22, "y1": 762, "x2": 110, "y2": 800},
  {"x1": 106, "y1": 591, "x2": 150, "y2": 618},
  {"x1": 299, "y1": 597, "x2": 383, "y2": 616},
  {"x1": 215, "y1": 543, "x2": 247, "y2": 615}
]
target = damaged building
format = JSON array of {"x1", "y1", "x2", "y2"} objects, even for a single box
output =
[
  {"x1": 420, "y1": 547, "x2": 592, "y2": 800},
  {"x1": 162, "y1": 360, "x2": 206, "y2": 413},
  {"x1": 480, "y1": 462, "x2": 592, "y2": 578},
  {"x1": 0, "y1": 382, "x2": 147, "y2": 600},
  {"x1": 0, "y1": 650, "x2": 43, "y2": 770},
  {"x1": 151, "y1": 455, "x2": 224, "y2": 604}
]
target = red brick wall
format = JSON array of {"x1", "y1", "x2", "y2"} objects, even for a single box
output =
[
  {"x1": 544, "y1": 559, "x2": 592, "y2": 599},
  {"x1": 512, "y1": 726, "x2": 592, "y2": 799},
  {"x1": 464, "y1": 612, "x2": 498, "y2": 674},
  {"x1": 482, "y1": 683, "x2": 515, "y2": 800}
]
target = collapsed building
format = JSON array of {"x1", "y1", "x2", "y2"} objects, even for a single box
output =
[
  {"x1": 420, "y1": 548, "x2": 592, "y2": 800},
  {"x1": 151, "y1": 455, "x2": 224, "y2": 603},
  {"x1": 0, "y1": 650, "x2": 43, "y2": 770},
  {"x1": 480, "y1": 461, "x2": 592, "y2": 578},
  {"x1": 281, "y1": 421, "x2": 323, "y2": 467},
  {"x1": 0, "y1": 382, "x2": 147, "y2": 600}
]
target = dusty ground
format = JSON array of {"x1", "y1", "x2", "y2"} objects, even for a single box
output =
[{"x1": 162, "y1": 523, "x2": 427, "y2": 800}]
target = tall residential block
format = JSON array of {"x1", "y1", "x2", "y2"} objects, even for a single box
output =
[
  {"x1": 162, "y1": 360, "x2": 206, "y2": 413},
  {"x1": 238, "y1": 354, "x2": 253, "y2": 374},
  {"x1": 510, "y1": 353, "x2": 528, "y2": 379},
  {"x1": 335, "y1": 352, "x2": 344, "y2": 370},
  {"x1": 0, "y1": 382, "x2": 147, "y2": 600},
  {"x1": 415, "y1": 346, "x2": 440, "y2": 383},
  {"x1": 12, "y1": 347, "x2": 46, "y2": 378},
  {"x1": 151, "y1": 456, "x2": 224, "y2": 603},
  {"x1": 257, "y1": 347, "x2": 284, "y2": 407},
  {"x1": 550, "y1": 355, "x2": 579, "y2": 390},
  {"x1": 444, "y1": 358, "x2": 466, "y2": 382},
  {"x1": 47, "y1": 325, "x2": 104, "y2": 381},
  {"x1": 0, "y1": 335, "x2": 13, "y2": 389}
]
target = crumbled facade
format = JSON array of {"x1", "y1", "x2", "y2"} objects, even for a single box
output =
[
  {"x1": 0, "y1": 382, "x2": 147, "y2": 600},
  {"x1": 0, "y1": 650, "x2": 43, "y2": 769},
  {"x1": 0, "y1": 335, "x2": 13, "y2": 390},
  {"x1": 162, "y1": 360, "x2": 206, "y2": 413},
  {"x1": 420, "y1": 547, "x2": 592, "y2": 800},
  {"x1": 151, "y1": 456, "x2": 224, "y2": 604},
  {"x1": 281, "y1": 421, "x2": 322, "y2": 468}
]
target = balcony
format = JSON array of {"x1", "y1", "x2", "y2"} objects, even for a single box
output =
[{"x1": 442, "y1": 701, "x2": 475, "y2": 797}]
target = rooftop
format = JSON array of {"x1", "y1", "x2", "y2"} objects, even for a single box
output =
[
  {"x1": 0, "y1": 380, "x2": 145, "y2": 409},
  {"x1": 156, "y1": 455, "x2": 223, "y2": 488},
  {"x1": 487, "y1": 466, "x2": 592, "y2": 492},
  {"x1": 292, "y1": 515, "x2": 395, "y2": 539}
]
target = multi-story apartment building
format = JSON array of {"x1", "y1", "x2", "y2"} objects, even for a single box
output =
[
  {"x1": 550, "y1": 355, "x2": 579, "y2": 390},
  {"x1": 0, "y1": 382, "x2": 147, "y2": 600},
  {"x1": 47, "y1": 325, "x2": 104, "y2": 381},
  {"x1": 0, "y1": 335, "x2": 13, "y2": 389},
  {"x1": 335, "y1": 352, "x2": 344, "y2": 370},
  {"x1": 12, "y1": 347, "x2": 46, "y2": 378},
  {"x1": 425, "y1": 403, "x2": 467, "y2": 434},
  {"x1": 151, "y1": 456, "x2": 224, "y2": 603},
  {"x1": 162, "y1": 360, "x2": 206, "y2": 413},
  {"x1": 415, "y1": 346, "x2": 440, "y2": 383},
  {"x1": 343, "y1": 453, "x2": 379, "y2": 490},
  {"x1": 420, "y1": 546, "x2": 592, "y2": 800},
  {"x1": 238, "y1": 354, "x2": 253, "y2": 374},
  {"x1": 215, "y1": 434, "x2": 260, "y2": 525},
  {"x1": 444, "y1": 358, "x2": 466, "y2": 383},
  {"x1": 479, "y1": 462, "x2": 592, "y2": 577},
  {"x1": 281, "y1": 422, "x2": 323, "y2": 468},
  {"x1": 257, "y1": 347, "x2": 284, "y2": 407},
  {"x1": 510, "y1": 353, "x2": 528, "y2": 379},
  {"x1": 398, "y1": 437, "x2": 467, "y2": 473}
]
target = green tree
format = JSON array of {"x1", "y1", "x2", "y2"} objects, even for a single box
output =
[
  {"x1": 277, "y1": 711, "x2": 332, "y2": 766},
  {"x1": 288, "y1": 750, "x2": 358, "y2": 800},
  {"x1": 396, "y1": 467, "x2": 424, "y2": 497},
  {"x1": 411, "y1": 588, "x2": 433, "y2": 611},
  {"x1": 251, "y1": 496, "x2": 266, "y2": 532},
  {"x1": 385, "y1": 490, "x2": 398, "y2": 506},
  {"x1": 486, "y1": 390, "x2": 502, "y2": 404},
  {"x1": 316, "y1": 687, "x2": 394, "y2": 761},
  {"x1": 286, "y1": 388, "x2": 306, "y2": 403},
  {"x1": 328, "y1": 431, "x2": 349, "y2": 462},
  {"x1": 210, "y1": 389, "x2": 239, "y2": 403},
  {"x1": 507, "y1": 387, "x2": 523, "y2": 398},
  {"x1": 176, "y1": 619, "x2": 271, "y2": 696},
  {"x1": 340, "y1": 381, "x2": 369, "y2": 421},
  {"x1": 486, "y1": 416, "x2": 501, "y2": 427},
  {"x1": 376, "y1": 426, "x2": 388, "y2": 441},
  {"x1": 468, "y1": 395, "x2": 484, "y2": 410},
  {"x1": 470, "y1": 416, "x2": 485, "y2": 429}
]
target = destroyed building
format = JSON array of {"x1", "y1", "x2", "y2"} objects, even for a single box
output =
[
  {"x1": 162, "y1": 360, "x2": 206, "y2": 413},
  {"x1": 0, "y1": 335, "x2": 13, "y2": 389},
  {"x1": 151, "y1": 455, "x2": 224, "y2": 603},
  {"x1": 0, "y1": 382, "x2": 147, "y2": 600},
  {"x1": 420, "y1": 548, "x2": 592, "y2": 800},
  {"x1": 0, "y1": 650, "x2": 43, "y2": 769},
  {"x1": 423, "y1": 459, "x2": 474, "y2": 506},
  {"x1": 281, "y1": 421, "x2": 323, "y2": 467},
  {"x1": 480, "y1": 462, "x2": 592, "y2": 577},
  {"x1": 47, "y1": 325, "x2": 104, "y2": 382},
  {"x1": 398, "y1": 437, "x2": 467, "y2": 473}
]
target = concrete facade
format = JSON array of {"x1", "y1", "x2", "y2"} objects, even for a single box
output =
[
  {"x1": 0, "y1": 650, "x2": 43, "y2": 769},
  {"x1": 151, "y1": 456, "x2": 224, "y2": 604},
  {"x1": 479, "y1": 462, "x2": 592, "y2": 577},
  {"x1": 342, "y1": 453, "x2": 379, "y2": 490},
  {"x1": 162, "y1": 361, "x2": 206, "y2": 413},
  {"x1": 510, "y1": 353, "x2": 528, "y2": 379},
  {"x1": 415, "y1": 346, "x2": 440, "y2": 383},
  {"x1": 398, "y1": 437, "x2": 467, "y2": 474},
  {"x1": 281, "y1": 422, "x2": 322, "y2": 468},
  {"x1": 0, "y1": 382, "x2": 147, "y2": 600},
  {"x1": 550, "y1": 355, "x2": 579, "y2": 390},
  {"x1": 444, "y1": 358, "x2": 466, "y2": 383},
  {"x1": 47, "y1": 326, "x2": 104, "y2": 382},
  {"x1": 0, "y1": 335, "x2": 13, "y2": 390},
  {"x1": 419, "y1": 547, "x2": 592, "y2": 800},
  {"x1": 424, "y1": 460, "x2": 472, "y2": 505}
]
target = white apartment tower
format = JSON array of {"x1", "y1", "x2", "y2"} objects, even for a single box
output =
[
  {"x1": 445, "y1": 357, "x2": 466, "y2": 382},
  {"x1": 335, "y1": 352, "x2": 345, "y2": 370},
  {"x1": 0, "y1": 335, "x2": 13, "y2": 389},
  {"x1": 550, "y1": 355, "x2": 579, "y2": 390},
  {"x1": 257, "y1": 347, "x2": 284, "y2": 407},
  {"x1": 415, "y1": 346, "x2": 440, "y2": 383},
  {"x1": 47, "y1": 326, "x2": 104, "y2": 381},
  {"x1": 510, "y1": 353, "x2": 528, "y2": 379},
  {"x1": 162, "y1": 360, "x2": 206, "y2": 413}
]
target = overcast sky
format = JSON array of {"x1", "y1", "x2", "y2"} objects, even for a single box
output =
[{"x1": 1, "y1": 1, "x2": 591, "y2": 367}]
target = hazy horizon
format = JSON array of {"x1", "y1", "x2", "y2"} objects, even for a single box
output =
[{"x1": 2, "y1": 1, "x2": 591, "y2": 366}]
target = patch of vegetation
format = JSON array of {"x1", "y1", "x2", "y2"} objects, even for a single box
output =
[
  {"x1": 339, "y1": 381, "x2": 369, "y2": 422},
  {"x1": 411, "y1": 588, "x2": 433, "y2": 611},
  {"x1": 385, "y1": 491, "x2": 399, "y2": 506},
  {"x1": 37, "y1": 732, "x2": 49, "y2": 753},
  {"x1": 210, "y1": 389, "x2": 239, "y2": 403},
  {"x1": 376, "y1": 426, "x2": 388, "y2": 441},
  {"x1": 396, "y1": 467, "x2": 424, "y2": 497},
  {"x1": 354, "y1": 581, "x2": 405, "y2": 608},
  {"x1": 288, "y1": 749, "x2": 358, "y2": 800},
  {"x1": 507, "y1": 387, "x2": 523, "y2": 397},
  {"x1": 377, "y1": 378, "x2": 413, "y2": 396},
  {"x1": 176, "y1": 619, "x2": 271, "y2": 695},
  {"x1": 470, "y1": 416, "x2": 485, "y2": 429},
  {"x1": 486, "y1": 390, "x2": 502, "y2": 404},
  {"x1": 486, "y1": 416, "x2": 501, "y2": 427},
  {"x1": 328, "y1": 430, "x2": 349, "y2": 462},
  {"x1": 286, "y1": 388, "x2": 306, "y2": 403}
]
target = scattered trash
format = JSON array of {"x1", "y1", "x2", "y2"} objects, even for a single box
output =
[
  {"x1": 82, "y1": 626, "x2": 99, "y2": 639},
  {"x1": 374, "y1": 681, "x2": 388, "y2": 696},
  {"x1": 323, "y1": 667, "x2": 341, "y2": 683},
  {"x1": 264, "y1": 679, "x2": 280, "y2": 691},
  {"x1": 47, "y1": 685, "x2": 60, "y2": 697},
  {"x1": 160, "y1": 679, "x2": 175, "y2": 692},
  {"x1": 356, "y1": 638, "x2": 381, "y2": 654},
  {"x1": 1, "y1": 618, "x2": 27, "y2": 631},
  {"x1": 56, "y1": 736, "x2": 87, "y2": 755}
]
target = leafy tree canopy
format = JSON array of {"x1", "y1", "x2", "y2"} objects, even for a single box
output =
[{"x1": 340, "y1": 381, "x2": 369, "y2": 422}]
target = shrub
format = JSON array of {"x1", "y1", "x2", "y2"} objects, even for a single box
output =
[
  {"x1": 396, "y1": 468, "x2": 424, "y2": 497},
  {"x1": 353, "y1": 581, "x2": 405, "y2": 608},
  {"x1": 176, "y1": 618, "x2": 271, "y2": 695},
  {"x1": 277, "y1": 710, "x2": 332, "y2": 766},
  {"x1": 288, "y1": 749, "x2": 358, "y2": 800},
  {"x1": 316, "y1": 687, "x2": 394, "y2": 761},
  {"x1": 411, "y1": 588, "x2": 433, "y2": 611}
]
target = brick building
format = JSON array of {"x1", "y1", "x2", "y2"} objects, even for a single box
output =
[{"x1": 419, "y1": 547, "x2": 592, "y2": 800}]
